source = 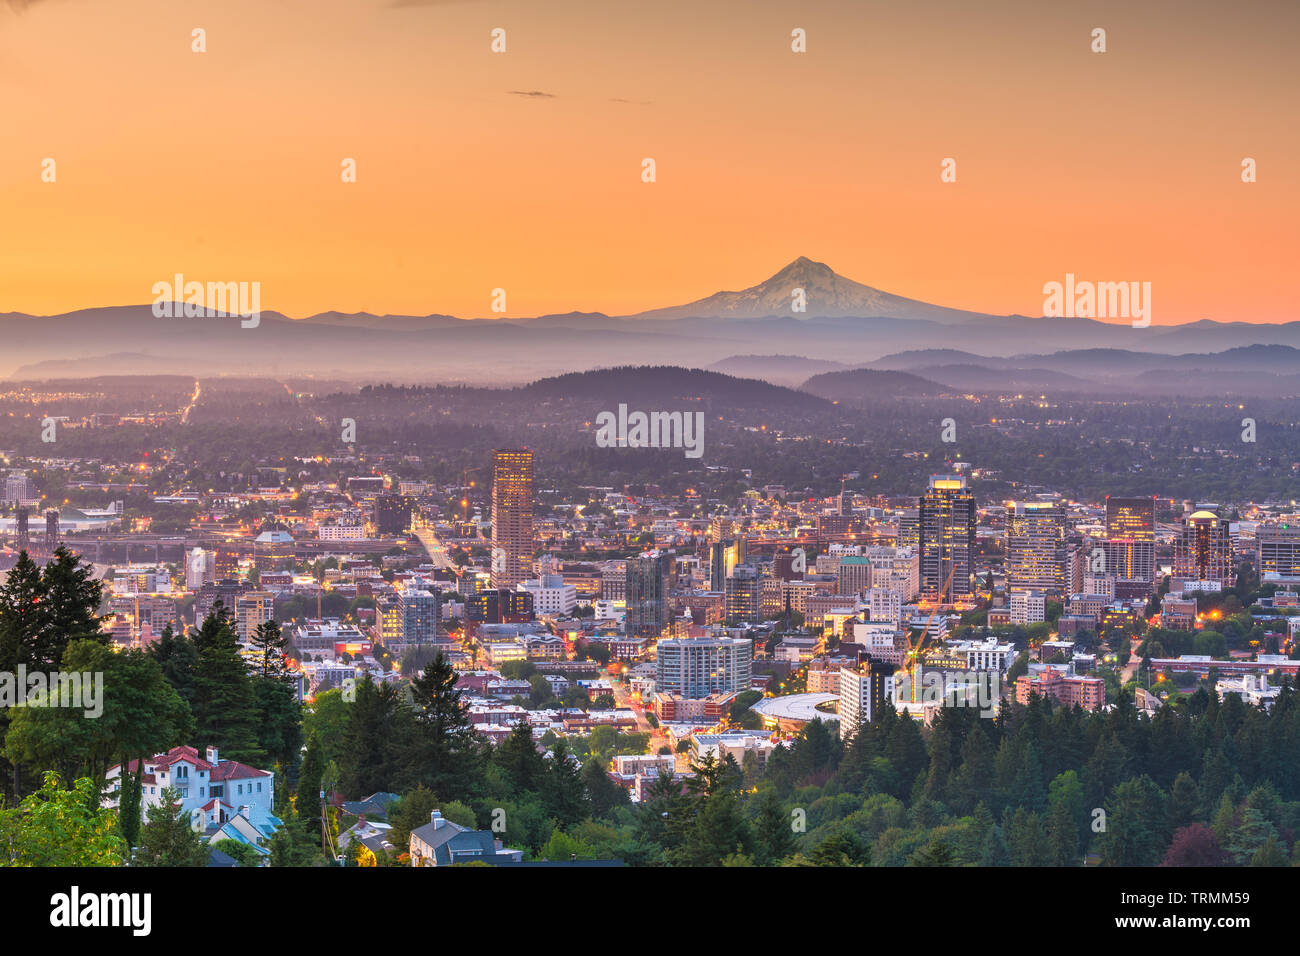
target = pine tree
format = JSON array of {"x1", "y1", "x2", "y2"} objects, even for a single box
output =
[
  {"x1": 580, "y1": 757, "x2": 629, "y2": 819},
  {"x1": 1046, "y1": 798, "x2": 1080, "y2": 865},
  {"x1": 750, "y1": 787, "x2": 795, "y2": 864},
  {"x1": 35, "y1": 547, "x2": 106, "y2": 663},
  {"x1": 248, "y1": 620, "x2": 292, "y2": 679},
  {"x1": 1168, "y1": 771, "x2": 1202, "y2": 831},
  {"x1": 118, "y1": 771, "x2": 143, "y2": 850},
  {"x1": 493, "y1": 719, "x2": 548, "y2": 795},
  {"x1": 543, "y1": 737, "x2": 590, "y2": 827},
  {"x1": 148, "y1": 624, "x2": 200, "y2": 710},
  {"x1": 1100, "y1": 776, "x2": 1168, "y2": 866},
  {"x1": 191, "y1": 612, "x2": 265, "y2": 764},
  {"x1": 337, "y1": 676, "x2": 411, "y2": 797},
  {"x1": 405, "y1": 652, "x2": 479, "y2": 799},
  {"x1": 1249, "y1": 833, "x2": 1288, "y2": 867},
  {"x1": 253, "y1": 676, "x2": 302, "y2": 769},
  {"x1": 134, "y1": 787, "x2": 207, "y2": 866},
  {"x1": 296, "y1": 735, "x2": 325, "y2": 819}
]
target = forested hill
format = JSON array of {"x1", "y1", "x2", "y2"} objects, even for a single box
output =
[{"x1": 522, "y1": 366, "x2": 833, "y2": 411}]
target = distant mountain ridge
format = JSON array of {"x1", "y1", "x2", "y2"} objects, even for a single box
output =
[{"x1": 2, "y1": 258, "x2": 1297, "y2": 387}]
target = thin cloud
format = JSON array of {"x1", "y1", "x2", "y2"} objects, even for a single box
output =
[{"x1": 508, "y1": 90, "x2": 556, "y2": 99}]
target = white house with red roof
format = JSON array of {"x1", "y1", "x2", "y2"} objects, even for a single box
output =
[{"x1": 105, "y1": 745, "x2": 275, "y2": 826}]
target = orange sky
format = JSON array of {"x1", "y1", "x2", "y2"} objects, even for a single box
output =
[{"x1": 0, "y1": 0, "x2": 1295, "y2": 323}]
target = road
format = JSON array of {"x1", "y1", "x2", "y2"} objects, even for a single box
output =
[
  {"x1": 411, "y1": 523, "x2": 455, "y2": 570},
  {"x1": 610, "y1": 673, "x2": 690, "y2": 772},
  {"x1": 179, "y1": 379, "x2": 201, "y2": 424}
]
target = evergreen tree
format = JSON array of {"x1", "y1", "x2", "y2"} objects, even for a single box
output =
[
  {"x1": 296, "y1": 735, "x2": 325, "y2": 820},
  {"x1": 1249, "y1": 833, "x2": 1288, "y2": 867},
  {"x1": 1046, "y1": 798, "x2": 1080, "y2": 865},
  {"x1": 543, "y1": 737, "x2": 590, "y2": 827},
  {"x1": 337, "y1": 676, "x2": 412, "y2": 797},
  {"x1": 1004, "y1": 807, "x2": 1050, "y2": 866},
  {"x1": 252, "y1": 676, "x2": 302, "y2": 770},
  {"x1": 36, "y1": 547, "x2": 106, "y2": 660},
  {"x1": 134, "y1": 787, "x2": 207, "y2": 867},
  {"x1": 493, "y1": 719, "x2": 548, "y2": 795},
  {"x1": 750, "y1": 787, "x2": 795, "y2": 865},
  {"x1": 0, "y1": 549, "x2": 106, "y2": 800},
  {"x1": 148, "y1": 624, "x2": 200, "y2": 710},
  {"x1": 405, "y1": 652, "x2": 480, "y2": 799},
  {"x1": 1168, "y1": 771, "x2": 1202, "y2": 831},
  {"x1": 191, "y1": 611, "x2": 265, "y2": 763},
  {"x1": 580, "y1": 756, "x2": 629, "y2": 819},
  {"x1": 248, "y1": 620, "x2": 291, "y2": 678},
  {"x1": 1100, "y1": 776, "x2": 1168, "y2": 866}
]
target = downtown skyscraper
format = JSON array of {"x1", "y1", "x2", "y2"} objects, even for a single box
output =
[
  {"x1": 1103, "y1": 495, "x2": 1157, "y2": 599},
  {"x1": 1174, "y1": 510, "x2": 1233, "y2": 589},
  {"x1": 919, "y1": 475, "x2": 976, "y2": 602},
  {"x1": 626, "y1": 550, "x2": 672, "y2": 638},
  {"x1": 1006, "y1": 501, "x2": 1066, "y2": 594},
  {"x1": 490, "y1": 448, "x2": 534, "y2": 589}
]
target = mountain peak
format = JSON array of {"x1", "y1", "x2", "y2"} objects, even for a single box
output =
[
  {"x1": 628, "y1": 257, "x2": 985, "y2": 324},
  {"x1": 771, "y1": 256, "x2": 838, "y2": 281}
]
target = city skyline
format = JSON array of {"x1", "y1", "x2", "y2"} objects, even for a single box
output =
[{"x1": 0, "y1": 0, "x2": 1295, "y2": 895}]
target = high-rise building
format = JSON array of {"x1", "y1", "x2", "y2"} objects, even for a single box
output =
[
  {"x1": 897, "y1": 508, "x2": 920, "y2": 550},
  {"x1": 724, "y1": 564, "x2": 762, "y2": 624},
  {"x1": 195, "y1": 579, "x2": 254, "y2": 626},
  {"x1": 773, "y1": 548, "x2": 803, "y2": 582},
  {"x1": 1006, "y1": 502, "x2": 1066, "y2": 593},
  {"x1": 836, "y1": 556, "x2": 872, "y2": 595},
  {"x1": 399, "y1": 588, "x2": 440, "y2": 644},
  {"x1": 3, "y1": 471, "x2": 37, "y2": 506},
  {"x1": 1174, "y1": 510, "x2": 1233, "y2": 589},
  {"x1": 1104, "y1": 495, "x2": 1156, "y2": 599},
  {"x1": 708, "y1": 538, "x2": 744, "y2": 592},
  {"x1": 253, "y1": 529, "x2": 295, "y2": 573},
  {"x1": 626, "y1": 550, "x2": 671, "y2": 637},
  {"x1": 215, "y1": 546, "x2": 241, "y2": 579},
  {"x1": 517, "y1": 572, "x2": 576, "y2": 616},
  {"x1": 1257, "y1": 526, "x2": 1300, "y2": 580},
  {"x1": 656, "y1": 634, "x2": 753, "y2": 698},
  {"x1": 919, "y1": 476, "x2": 976, "y2": 602},
  {"x1": 1106, "y1": 495, "x2": 1156, "y2": 539},
  {"x1": 838, "y1": 659, "x2": 897, "y2": 740},
  {"x1": 234, "y1": 590, "x2": 275, "y2": 642},
  {"x1": 186, "y1": 547, "x2": 216, "y2": 590},
  {"x1": 490, "y1": 449, "x2": 534, "y2": 589},
  {"x1": 466, "y1": 588, "x2": 534, "y2": 624},
  {"x1": 379, "y1": 596, "x2": 404, "y2": 645},
  {"x1": 373, "y1": 494, "x2": 413, "y2": 536}
]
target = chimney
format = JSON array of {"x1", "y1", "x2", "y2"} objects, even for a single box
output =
[
  {"x1": 430, "y1": 809, "x2": 444, "y2": 829},
  {"x1": 239, "y1": 805, "x2": 251, "y2": 820},
  {"x1": 206, "y1": 745, "x2": 219, "y2": 765}
]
